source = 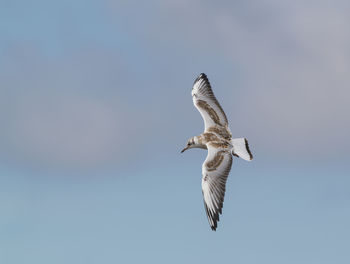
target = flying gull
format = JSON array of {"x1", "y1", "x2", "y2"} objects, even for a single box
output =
[{"x1": 181, "y1": 73, "x2": 253, "y2": 231}]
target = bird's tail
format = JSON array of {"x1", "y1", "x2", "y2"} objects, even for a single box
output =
[{"x1": 231, "y1": 138, "x2": 253, "y2": 161}]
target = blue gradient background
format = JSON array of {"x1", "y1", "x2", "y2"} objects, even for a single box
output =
[{"x1": 1, "y1": 1, "x2": 350, "y2": 263}]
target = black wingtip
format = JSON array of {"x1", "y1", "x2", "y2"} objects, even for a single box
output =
[{"x1": 194, "y1": 73, "x2": 208, "y2": 84}]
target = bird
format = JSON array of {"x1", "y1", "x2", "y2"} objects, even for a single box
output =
[{"x1": 181, "y1": 73, "x2": 253, "y2": 231}]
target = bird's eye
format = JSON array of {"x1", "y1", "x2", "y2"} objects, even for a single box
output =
[{"x1": 187, "y1": 142, "x2": 190, "y2": 146}]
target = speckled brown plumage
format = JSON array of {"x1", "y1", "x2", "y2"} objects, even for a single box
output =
[
  {"x1": 206, "y1": 150, "x2": 227, "y2": 171},
  {"x1": 196, "y1": 100, "x2": 221, "y2": 126}
]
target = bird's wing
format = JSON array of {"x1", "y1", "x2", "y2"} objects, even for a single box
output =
[
  {"x1": 201, "y1": 144, "x2": 233, "y2": 231},
  {"x1": 192, "y1": 73, "x2": 228, "y2": 131}
]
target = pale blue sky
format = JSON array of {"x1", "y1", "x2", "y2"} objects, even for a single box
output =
[{"x1": 1, "y1": 1, "x2": 350, "y2": 263}]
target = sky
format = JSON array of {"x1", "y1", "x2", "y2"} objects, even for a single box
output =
[{"x1": 1, "y1": 0, "x2": 350, "y2": 263}]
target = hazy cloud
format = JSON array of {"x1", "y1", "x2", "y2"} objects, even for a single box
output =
[
  {"x1": 0, "y1": 47, "x2": 141, "y2": 170},
  {"x1": 113, "y1": 0, "x2": 350, "y2": 158},
  {"x1": 1, "y1": 0, "x2": 349, "y2": 171}
]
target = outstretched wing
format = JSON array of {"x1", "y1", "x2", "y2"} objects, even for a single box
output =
[
  {"x1": 201, "y1": 144, "x2": 233, "y2": 231},
  {"x1": 192, "y1": 73, "x2": 228, "y2": 131}
]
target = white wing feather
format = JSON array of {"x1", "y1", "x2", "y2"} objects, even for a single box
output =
[
  {"x1": 202, "y1": 144, "x2": 233, "y2": 231},
  {"x1": 192, "y1": 73, "x2": 228, "y2": 131}
]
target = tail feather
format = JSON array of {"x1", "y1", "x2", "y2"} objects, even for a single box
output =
[{"x1": 231, "y1": 138, "x2": 253, "y2": 161}]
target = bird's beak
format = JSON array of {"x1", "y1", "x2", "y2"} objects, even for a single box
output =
[{"x1": 181, "y1": 146, "x2": 189, "y2": 153}]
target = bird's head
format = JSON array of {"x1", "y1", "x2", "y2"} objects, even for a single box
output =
[{"x1": 181, "y1": 137, "x2": 196, "y2": 153}]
